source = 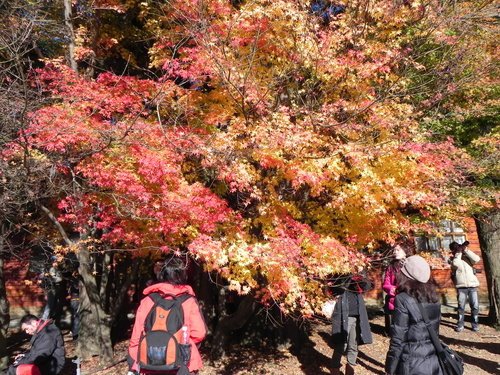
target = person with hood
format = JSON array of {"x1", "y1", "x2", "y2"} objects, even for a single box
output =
[
  {"x1": 127, "y1": 256, "x2": 207, "y2": 375},
  {"x1": 385, "y1": 255, "x2": 443, "y2": 375},
  {"x1": 330, "y1": 272, "x2": 373, "y2": 375},
  {"x1": 8, "y1": 314, "x2": 65, "y2": 375}
]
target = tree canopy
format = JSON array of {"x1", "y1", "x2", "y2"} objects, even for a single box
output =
[{"x1": 2, "y1": 0, "x2": 497, "y2": 316}]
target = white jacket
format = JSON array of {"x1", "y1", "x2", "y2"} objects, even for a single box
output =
[{"x1": 451, "y1": 249, "x2": 480, "y2": 288}]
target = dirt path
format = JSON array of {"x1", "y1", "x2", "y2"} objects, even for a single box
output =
[{"x1": 58, "y1": 313, "x2": 500, "y2": 374}]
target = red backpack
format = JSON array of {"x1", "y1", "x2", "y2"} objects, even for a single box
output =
[{"x1": 137, "y1": 293, "x2": 192, "y2": 374}]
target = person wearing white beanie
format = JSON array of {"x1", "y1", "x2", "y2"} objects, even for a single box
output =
[{"x1": 385, "y1": 255, "x2": 444, "y2": 375}]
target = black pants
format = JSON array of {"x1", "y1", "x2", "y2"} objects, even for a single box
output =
[{"x1": 384, "y1": 311, "x2": 394, "y2": 336}]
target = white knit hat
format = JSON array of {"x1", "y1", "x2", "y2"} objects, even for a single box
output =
[{"x1": 401, "y1": 255, "x2": 431, "y2": 283}]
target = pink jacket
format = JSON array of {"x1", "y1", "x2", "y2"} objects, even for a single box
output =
[
  {"x1": 382, "y1": 264, "x2": 399, "y2": 311},
  {"x1": 128, "y1": 283, "x2": 207, "y2": 373}
]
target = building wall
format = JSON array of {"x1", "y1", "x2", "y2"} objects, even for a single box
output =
[{"x1": 5, "y1": 259, "x2": 44, "y2": 318}]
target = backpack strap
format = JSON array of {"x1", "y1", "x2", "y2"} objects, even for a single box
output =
[
  {"x1": 174, "y1": 293, "x2": 193, "y2": 304},
  {"x1": 415, "y1": 301, "x2": 445, "y2": 354},
  {"x1": 144, "y1": 292, "x2": 194, "y2": 331},
  {"x1": 149, "y1": 292, "x2": 193, "y2": 304},
  {"x1": 177, "y1": 363, "x2": 190, "y2": 375},
  {"x1": 148, "y1": 292, "x2": 193, "y2": 312}
]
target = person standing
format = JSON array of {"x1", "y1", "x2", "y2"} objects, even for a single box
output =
[
  {"x1": 127, "y1": 256, "x2": 207, "y2": 375},
  {"x1": 67, "y1": 271, "x2": 81, "y2": 340},
  {"x1": 144, "y1": 259, "x2": 164, "y2": 288},
  {"x1": 8, "y1": 314, "x2": 65, "y2": 375},
  {"x1": 385, "y1": 255, "x2": 443, "y2": 375},
  {"x1": 382, "y1": 243, "x2": 415, "y2": 335},
  {"x1": 449, "y1": 240, "x2": 481, "y2": 332},
  {"x1": 40, "y1": 257, "x2": 65, "y2": 325},
  {"x1": 330, "y1": 273, "x2": 373, "y2": 375}
]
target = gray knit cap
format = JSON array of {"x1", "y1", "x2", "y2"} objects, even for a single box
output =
[{"x1": 401, "y1": 255, "x2": 431, "y2": 283}]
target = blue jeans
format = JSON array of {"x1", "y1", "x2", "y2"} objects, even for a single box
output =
[{"x1": 457, "y1": 287, "x2": 479, "y2": 329}]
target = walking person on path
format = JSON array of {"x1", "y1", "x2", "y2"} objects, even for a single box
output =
[
  {"x1": 385, "y1": 255, "x2": 443, "y2": 375},
  {"x1": 127, "y1": 256, "x2": 207, "y2": 375},
  {"x1": 330, "y1": 272, "x2": 373, "y2": 375}
]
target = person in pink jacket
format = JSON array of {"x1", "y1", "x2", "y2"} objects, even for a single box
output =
[
  {"x1": 128, "y1": 257, "x2": 207, "y2": 374},
  {"x1": 382, "y1": 242, "x2": 415, "y2": 335}
]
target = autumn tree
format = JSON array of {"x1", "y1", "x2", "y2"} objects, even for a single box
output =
[
  {"x1": 0, "y1": 0, "x2": 122, "y2": 363},
  {"x1": 397, "y1": 1, "x2": 499, "y2": 324},
  {"x1": 3, "y1": 0, "x2": 497, "y2": 362},
  {"x1": 0, "y1": 0, "x2": 64, "y2": 369}
]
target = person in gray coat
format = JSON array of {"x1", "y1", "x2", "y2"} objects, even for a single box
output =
[
  {"x1": 385, "y1": 255, "x2": 443, "y2": 375},
  {"x1": 330, "y1": 273, "x2": 373, "y2": 375}
]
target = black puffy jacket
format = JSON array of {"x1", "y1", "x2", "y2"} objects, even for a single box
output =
[
  {"x1": 17, "y1": 320, "x2": 65, "y2": 374},
  {"x1": 385, "y1": 293, "x2": 443, "y2": 375}
]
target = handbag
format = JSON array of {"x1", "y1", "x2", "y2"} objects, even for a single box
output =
[
  {"x1": 416, "y1": 302, "x2": 464, "y2": 375},
  {"x1": 321, "y1": 299, "x2": 337, "y2": 318}
]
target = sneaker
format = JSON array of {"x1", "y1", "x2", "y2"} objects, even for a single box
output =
[
  {"x1": 472, "y1": 326, "x2": 479, "y2": 332},
  {"x1": 455, "y1": 326, "x2": 464, "y2": 332}
]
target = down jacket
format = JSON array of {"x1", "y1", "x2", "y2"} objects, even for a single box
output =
[
  {"x1": 128, "y1": 283, "x2": 207, "y2": 373},
  {"x1": 385, "y1": 293, "x2": 443, "y2": 375},
  {"x1": 451, "y1": 249, "x2": 480, "y2": 288},
  {"x1": 16, "y1": 319, "x2": 65, "y2": 375}
]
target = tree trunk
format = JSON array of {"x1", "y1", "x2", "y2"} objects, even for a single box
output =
[
  {"x1": 0, "y1": 229, "x2": 11, "y2": 371},
  {"x1": 475, "y1": 210, "x2": 500, "y2": 327},
  {"x1": 192, "y1": 264, "x2": 217, "y2": 324},
  {"x1": 76, "y1": 246, "x2": 113, "y2": 362},
  {"x1": 40, "y1": 205, "x2": 113, "y2": 361},
  {"x1": 211, "y1": 292, "x2": 256, "y2": 358},
  {"x1": 63, "y1": 0, "x2": 77, "y2": 71}
]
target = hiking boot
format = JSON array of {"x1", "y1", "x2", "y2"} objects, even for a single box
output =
[
  {"x1": 472, "y1": 326, "x2": 479, "y2": 332},
  {"x1": 455, "y1": 326, "x2": 464, "y2": 332}
]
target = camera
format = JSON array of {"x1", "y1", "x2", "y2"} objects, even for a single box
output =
[{"x1": 449, "y1": 240, "x2": 469, "y2": 253}]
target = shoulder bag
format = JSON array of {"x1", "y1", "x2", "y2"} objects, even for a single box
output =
[{"x1": 416, "y1": 302, "x2": 464, "y2": 375}]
